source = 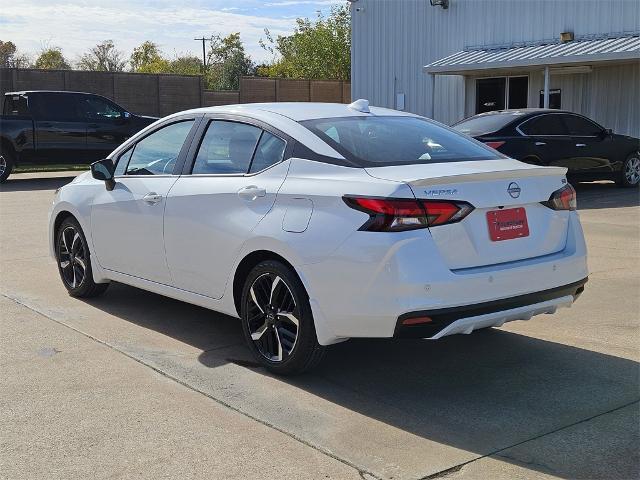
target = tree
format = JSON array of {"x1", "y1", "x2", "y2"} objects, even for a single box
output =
[
  {"x1": 169, "y1": 55, "x2": 202, "y2": 76},
  {"x1": 130, "y1": 41, "x2": 168, "y2": 73},
  {"x1": 260, "y1": 5, "x2": 350, "y2": 80},
  {"x1": 34, "y1": 47, "x2": 71, "y2": 70},
  {"x1": 206, "y1": 33, "x2": 254, "y2": 90},
  {"x1": 0, "y1": 40, "x2": 31, "y2": 68},
  {"x1": 77, "y1": 40, "x2": 126, "y2": 72}
]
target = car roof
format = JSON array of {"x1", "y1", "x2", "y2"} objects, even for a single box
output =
[
  {"x1": 5, "y1": 90, "x2": 108, "y2": 97},
  {"x1": 182, "y1": 102, "x2": 420, "y2": 122},
  {"x1": 464, "y1": 108, "x2": 573, "y2": 119}
]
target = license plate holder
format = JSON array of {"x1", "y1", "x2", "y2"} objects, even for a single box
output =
[{"x1": 486, "y1": 207, "x2": 530, "y2": 241}]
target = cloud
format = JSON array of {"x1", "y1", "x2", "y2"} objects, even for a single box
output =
[
  {"x1": 265, "y1": 0, "x2": 342, "y2": 5},
  {"x1": 0, "y1": 0, "x2": 314, "y2": 63}
]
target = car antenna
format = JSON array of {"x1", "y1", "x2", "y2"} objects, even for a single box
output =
[{"x1": 348, "y1": 99, "x2": 370, "y2": 113}]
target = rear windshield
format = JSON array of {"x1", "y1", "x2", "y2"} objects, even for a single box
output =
[
  {"x1": 3, "y1": 95, "x2": 29, "y2": 116},
  {"x1": 301, "y1": 116, "x2": 501, "y2": 167},
  {"x1": 453, "y1": 112, "x2": 526, "y2": 136}
]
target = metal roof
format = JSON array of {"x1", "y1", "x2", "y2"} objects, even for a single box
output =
[{"x1": 424, "y1": 34, "x2": 640, "y2": 75}]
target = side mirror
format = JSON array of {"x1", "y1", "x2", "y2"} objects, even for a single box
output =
[
  {"x1": 605, "y1": 128, "x2": 613, "y2": 136},
  {"x1": 91, "y1": 158, "x2": 116, "y2": 191}
]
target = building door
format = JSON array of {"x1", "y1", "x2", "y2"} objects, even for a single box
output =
[
  {"x1": 476, "y1": 76, "x2": 529, "y2": 113},
  {"x1": 508, "y1": 76, "x2": 528, "y2": 109},
  {"x1": 476, "y1": 78, "x2": 506, "y2": 113}
]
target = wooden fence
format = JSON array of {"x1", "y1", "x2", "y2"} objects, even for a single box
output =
[{"x1": 0, "y1": 69, "x2": 351, "y2": 117}]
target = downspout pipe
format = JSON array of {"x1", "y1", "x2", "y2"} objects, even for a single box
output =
[{"x1": 543, "y1": 65, "x2": 550, "y2": 108}]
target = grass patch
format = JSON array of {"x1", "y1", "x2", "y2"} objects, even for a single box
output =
[{"x1": 14, "y1": 164, "x2": 89, "y2": 173}]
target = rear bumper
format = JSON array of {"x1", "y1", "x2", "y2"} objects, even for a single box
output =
[
  {"x1": 394, "y1": 277, "x2": 587, "y2": 339},
  {"x1": 300, "y1": 211, "x2": 588, "y2": 345}
]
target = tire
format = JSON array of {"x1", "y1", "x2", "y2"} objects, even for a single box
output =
[
  {"x1": 241, "y1": 260, "x2": 325, "y2": 375},
  {"x1": 0, "y1": 149, "x2": 15, "y2": 183},
  {"x1": 617, "y1": 153, "x2": 640, "y2": 188},
  {"x1": 55, "y1": 216, "x2": 109, "y2": 298}
]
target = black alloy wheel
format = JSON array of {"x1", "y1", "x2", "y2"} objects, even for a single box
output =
[{"x1": 241, "y1": 260, "x2": 325, "y2": 374}]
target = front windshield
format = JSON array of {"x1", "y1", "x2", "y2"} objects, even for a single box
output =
[{"x1": 301, "y1": 116, "x2": 502, "y2": 167}]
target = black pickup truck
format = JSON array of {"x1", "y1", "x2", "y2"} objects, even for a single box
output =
[{"x1": 0, "y1": 91, "x2": 157, "y2": 182}]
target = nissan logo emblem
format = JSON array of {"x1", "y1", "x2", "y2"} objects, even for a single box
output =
[{"x1": 507, "y1": 182, "x2": 521, "y2": 198}]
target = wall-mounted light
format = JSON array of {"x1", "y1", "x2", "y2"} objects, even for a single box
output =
[
  {"x1": 560, "y1": 32, "x2": 574, "y2": 43},
  {"x1": 346, "y1": 0, "x2": 364, "y2": 11},
  {"x1": 430, "y1": 0, "x2": 449, "y2": 9}
]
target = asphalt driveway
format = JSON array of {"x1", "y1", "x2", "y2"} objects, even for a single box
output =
[{"x1": 1, "y1": 172, "x2": 638, "y2": 480}]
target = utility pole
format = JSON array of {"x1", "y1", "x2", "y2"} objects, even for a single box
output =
[{"x1": 194, "y1": 37, "x2": 207, "y2": 72}]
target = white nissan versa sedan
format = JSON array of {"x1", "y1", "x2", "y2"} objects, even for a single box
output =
[{"x1": 49, "y1": 100, "x2": 588, "y2": 374}]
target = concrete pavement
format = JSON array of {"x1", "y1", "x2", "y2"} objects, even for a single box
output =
[{"x1": 1, "y1": 172, "x2": 638, "y2": 479}]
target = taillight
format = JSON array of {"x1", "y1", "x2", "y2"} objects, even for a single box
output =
[
  {"x1": 422, "y1": 200, "x2": 474, "y2": 226},
  {"x1": 541, "y1": 184, "x2": 577, "y2": 211},
  {"x1": 484, "y1": 141, "x2": 506, "y2": 150},
  {"x1": 343, "y1": 196, "x2": 474, "y2": 232}
]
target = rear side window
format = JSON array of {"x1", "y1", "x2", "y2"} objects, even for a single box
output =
[
  {"x1": 453, "y1": 112, "x2": 524, "y2": 136},
  {"x1": 302, "y1": 116, "x2": 501, "y2": 166},
  {"x1": 31, "y1": 94, "x2": 83, "y2": 121},
  {"x1": 519, "y1": 115, "x2": 568, "y2": 136},
  {"x1": 3, "y1": 95, "x2": 29, "y2": 116},
  {"x1": 562, "y1": 115, "x2": 602, "y2": 136},
  {"x1": 249, "y1": 132, "x2": 286, "y2": 173},
  {"x1": 124, "y1": 120, "x2": 194, "y2": 175},
  {"x1": 192, "y1": 121, "x2": 262, "y2": 174}
]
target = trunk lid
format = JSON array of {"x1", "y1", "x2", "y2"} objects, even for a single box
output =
[{"x1": 366, "y1": 159, "x2": 572, "y2": 270}]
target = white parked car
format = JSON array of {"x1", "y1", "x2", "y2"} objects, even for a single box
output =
[{"x1": 49, "y1": 101, "x2": 588, "y2": 374}]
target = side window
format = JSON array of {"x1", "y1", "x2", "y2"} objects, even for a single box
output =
[
  {"x1": 562, "y1": 115, "x2": 602, "y2": 136},
  {"x1": 192, "y1": 121, "x2": 261, "y2": 175},
  {"x1": 249, "y1": 132, "x2": 286, "y2": 173},
  {"x1": 520, "y1": 115, "x2": 568, "y2": 136},
  {"x1": 82, "y1": 97, "x2": 124, "y2": 121},
  {"x1": 114, "y1": 147, "x2": 133, "y2": 176},
  {"x1": 33, "y1": 94, "x2": 83, "y2": 121},
  {"x1": 125, "y1": 120, "x2": 194, "y2": 176}
]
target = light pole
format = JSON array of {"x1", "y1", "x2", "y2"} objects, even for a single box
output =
[{"x1": 194, "y1": 37, "x2": 207, "y2": 72}]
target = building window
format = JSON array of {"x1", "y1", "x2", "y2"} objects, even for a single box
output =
[
  {"x1": 476, "y1": 76, "x2": 528, "y2": 114},
  {"x1": 539, "y1": 89, "x2": 562, "y2": 109}
]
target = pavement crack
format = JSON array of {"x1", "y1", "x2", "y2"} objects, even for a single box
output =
[
  {"x1": 418, "y1": 398, "x2": 640, "y2": 479},
  {"x1": 1, "y1": 292, "x2": 382, "y2": 480}
]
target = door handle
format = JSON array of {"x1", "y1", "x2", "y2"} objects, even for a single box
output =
[
  {"x1": 143, "y1": 192, "x2": 162, "y2": 204},
  {"x1": 575, "y1": 143, "x2": 587, "y2": 147},
  {"x1": 535, "y1": 141, "x2": 546, "y2": 146},
  {"x1": 238, "y1": 185, "x2": 266, "y2": 201}
]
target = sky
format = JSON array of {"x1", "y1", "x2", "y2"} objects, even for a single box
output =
[{"x1": 0, "y1": 0, "x2": 345, "y2": 65}]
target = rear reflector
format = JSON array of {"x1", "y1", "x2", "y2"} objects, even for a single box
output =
[
  {"x1": 343, "y1": 196, "x2": 474, "y2": 232},
  {"x1": 541, "y1": 183, "x2": 577, "y2": 211},
  {"x1": 402, "y1": 316, "x2": 433, "y2": 326},
  {"x1": 484, "y1": 141, "x2": 506, "y2": 150}
]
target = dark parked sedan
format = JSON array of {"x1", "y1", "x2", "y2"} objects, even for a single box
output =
[{"x1": 453, "y1": 109, "x2": 640, "y2": 187}]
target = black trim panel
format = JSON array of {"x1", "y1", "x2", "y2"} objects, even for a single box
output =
[
  {"x1": 291, "y1": 141, "x2": 356, "y2": 168},
  {"x1": 394, "y1": 277, "x2": 588, "y2": 338}
]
